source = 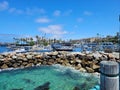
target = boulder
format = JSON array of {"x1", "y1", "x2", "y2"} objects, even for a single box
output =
[
  {"x1": 13, "y1": 63, "x2": 19, "y2": 68},
  {"x1": 79, "y1": 68, "x2": 86, "y2": 72},
  {"x1": 0, "y1": 55, "x2": 4, "y2": 59},
  {"x1": 86, "y1": 67, "x2": 94, "y2": 73},
  {"x1": 23, "y1": 58, "x2": 28, "y2": 61},
  {"x1": 12, "y1": 55, "x2": 17, "y2": 60},
  {"x1": 1, "y1": 64, "x2": 8, "y2": 69},
  {"x1": 48, "y1": 51, "x2": 58, "y2": 56},
  {"x1": 26, "y1": 55, "x2": 33, "y2": 60},
  {"x1": 25, "y1": 63, "x2": 33, "y2": 67},
  {"x1": 35, "y1": 55, "x2": 42, "y2": 59},
  {"x1": 22, "y1": 62, "x2": 28, "y2": 66},
  {"x1": 92, "y1": 64, "x2": 100, "y2": 70}
]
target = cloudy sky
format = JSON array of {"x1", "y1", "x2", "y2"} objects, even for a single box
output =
[{"x1": 0, "y1": 0, "x2": 119, "y2": 42}]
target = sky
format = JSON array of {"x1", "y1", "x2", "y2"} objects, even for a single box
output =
[{"x1": 0, "y1": 0, "x2": 120, "y2": 42}]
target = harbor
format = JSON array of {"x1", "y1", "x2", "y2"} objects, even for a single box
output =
[{"x1": 0, "y1": 0, "x2": 120, "y2": 90}]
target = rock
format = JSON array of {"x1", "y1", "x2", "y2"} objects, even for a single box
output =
[
  {"x1": 17, "y1": 56, "x2": 23, "y2": 60},
  {"x1": 0, "y1": 59, "x2": 4, "y2": 61},
  {"x1": 49, "y1": 51, "x2": 58, "y2": 56},
  {"x1": 75, "y1": 64, "x2": 82, "y2": 70},
  {"x1": 104, "y1": 48, "x2": 113, "y2": 53},
  {"x1": 79, "y1": 68, "x2": 86, "y2": 72},
  {"x1": 22, "y1": 62, "x2": 28, "y2": 66},
  {"x1": 12, "y1": 55, "x2": 17, "y2": 60},
  {"x1": 34, "y1": 82, "x2": 50, "y2": 90},
  {"x1": 23, "y1": 58, "x2": 28, "y2": 61},
  {"x1": 25, "y1": 63, "x2": 33, "y2": 67},
  {"x1": 108, "y1": 53, "x2": 114, "y2": 59},
  {"x1": 1, "y1": 64, "x2": 8, "y2": 69},
  {"x1": 13, "y1": 63, "x2": 18, "y2": 68},
  {"x1": 73, "y1": 86, "x2": 80, "y2": 90},
  {"x1": 92, "y1": 52, "x2": 102, "y2": 60},
  {"x1": 47, "y1": 61, "x2": 53, "y2": 65},
  {"x1": 76, "y1": 60, "x2": 82, "y2": 63},
  {"x1": 26, "y1": 55, "x2": 33, "y2": 60},
  {"x1": 86, "y1": 67, "x2": 94, "y2": 73},
  {"x1": 35, "y1": 55, "x2": 42, "y2": 59},
  {"x1": 0, "y1": 55, "x2": 4, "y2": 59},
  {"x1": 92, "y1": 64, "x2": 100, "y2": 70}
]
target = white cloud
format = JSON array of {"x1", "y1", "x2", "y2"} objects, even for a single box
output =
[
  {"x1": 84, "y1": 11, "x2": 92, "y2": 16},
  {"x1": 35, "y1": 18, "x2": 51, "y2": 23},
  {"x1": 77, "y1": 18, "x2": 83, "y2": 22},
  {"x1": 53, "y1": 10, "x2": 61, "y2": 16},
  {"x1": 38, "y1": 25, "x2": 67, "y2": 38},
  {"x1": 0, "y1": 1, "x2": 9, "y2": 11}
]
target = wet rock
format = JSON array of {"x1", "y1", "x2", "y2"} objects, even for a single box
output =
[
  {"x1": 34, "y1": 82, "x2": 50, "y2": 90},
  {"x1": 22, "y1": 78, "x2": 35, "y2": 84},
  {"x1": 73, "y1": 86, "x2": 80, "y2": 90},
  {"x1": 1, "y1": 64, "x2": 8, "y2": 69}
]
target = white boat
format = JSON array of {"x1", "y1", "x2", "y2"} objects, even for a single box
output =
[{"x1": 15, "y1": 48, "x2": 26, "y2": 53}]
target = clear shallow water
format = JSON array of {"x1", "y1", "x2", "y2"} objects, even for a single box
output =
[{"x1": 0, "y1": 65, "x2": 99, "y2": 90}]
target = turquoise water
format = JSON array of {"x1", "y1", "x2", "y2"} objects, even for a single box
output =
[{"x1": 0, "y1": 65, "x2": 99, "y2": 90}]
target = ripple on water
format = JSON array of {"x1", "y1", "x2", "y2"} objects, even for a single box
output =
[{"x1": 0, "y1": 65, "x2": 99, "y2": 90}]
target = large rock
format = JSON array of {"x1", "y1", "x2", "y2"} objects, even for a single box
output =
[
  {"x1": 0, "y1": 55, "x2": 4, "y2": 59},
  {"x1": 92, "y1": 64, "x2": 100, "y2": 70},
  {"x1": 86, "y1": 67, "x2": 94, "y2": 73},
  {"x1": 35, "y1": 55, "x2": 42, "y2": 59},
  {"x1": 26, "y1": 55, "x2": 33, "y2": 60},
  {"x1": 25, "y1": 63, "x2": 33, "y2": 67},
  {"x1": 1, "y1": 64, "x2": 8, "y2": 69},
  {"x1": 12, "y1": 55, "x2": 17, "y2": 60},
  {"x1": 79, "y1": 68, "x2": 86, "y2": 72},
  {"x1": 48, "y1": 51, "x2": 58, "y2": 56}
]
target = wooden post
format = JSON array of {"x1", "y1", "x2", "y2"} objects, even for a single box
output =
[{"x1": 100, "y1": 61, "x2": 119, "y2": 90}]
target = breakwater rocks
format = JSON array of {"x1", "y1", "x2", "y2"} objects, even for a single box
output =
[{"x1": 0, "y1": 51, "x2": 119, "y2": 73}]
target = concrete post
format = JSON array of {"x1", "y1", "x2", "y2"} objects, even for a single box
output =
[{"x1": 100, "y1": 61, "x2": 119, "y2": 90}]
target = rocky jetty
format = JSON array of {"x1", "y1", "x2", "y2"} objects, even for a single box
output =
[{"x1": 0, "y1": 51, "x2": 119, "y2": 73}]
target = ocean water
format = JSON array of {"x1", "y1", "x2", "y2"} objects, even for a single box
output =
[
  {"x1": 0, "y1": 46, "x2": 9, "y2": 53},
  {"x1": 0, "y1": 65, "x2": 99, "y2": 90}
]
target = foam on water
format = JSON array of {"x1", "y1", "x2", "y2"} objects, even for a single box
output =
[{"x1": 0, "y1": 65, "x2": 99, "y2": 90}]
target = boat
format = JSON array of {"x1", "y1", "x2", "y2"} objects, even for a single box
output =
[
  {"x1": 52, "y1": 43, "x2": 73, "y2": 51},
  {"x1": 15, "y1": 48, "x2": 26, "y2": 53}
]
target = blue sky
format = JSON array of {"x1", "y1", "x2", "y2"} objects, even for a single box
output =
[{"x1": 0, "y1": 0, "x2": 119, "y2": 42}]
